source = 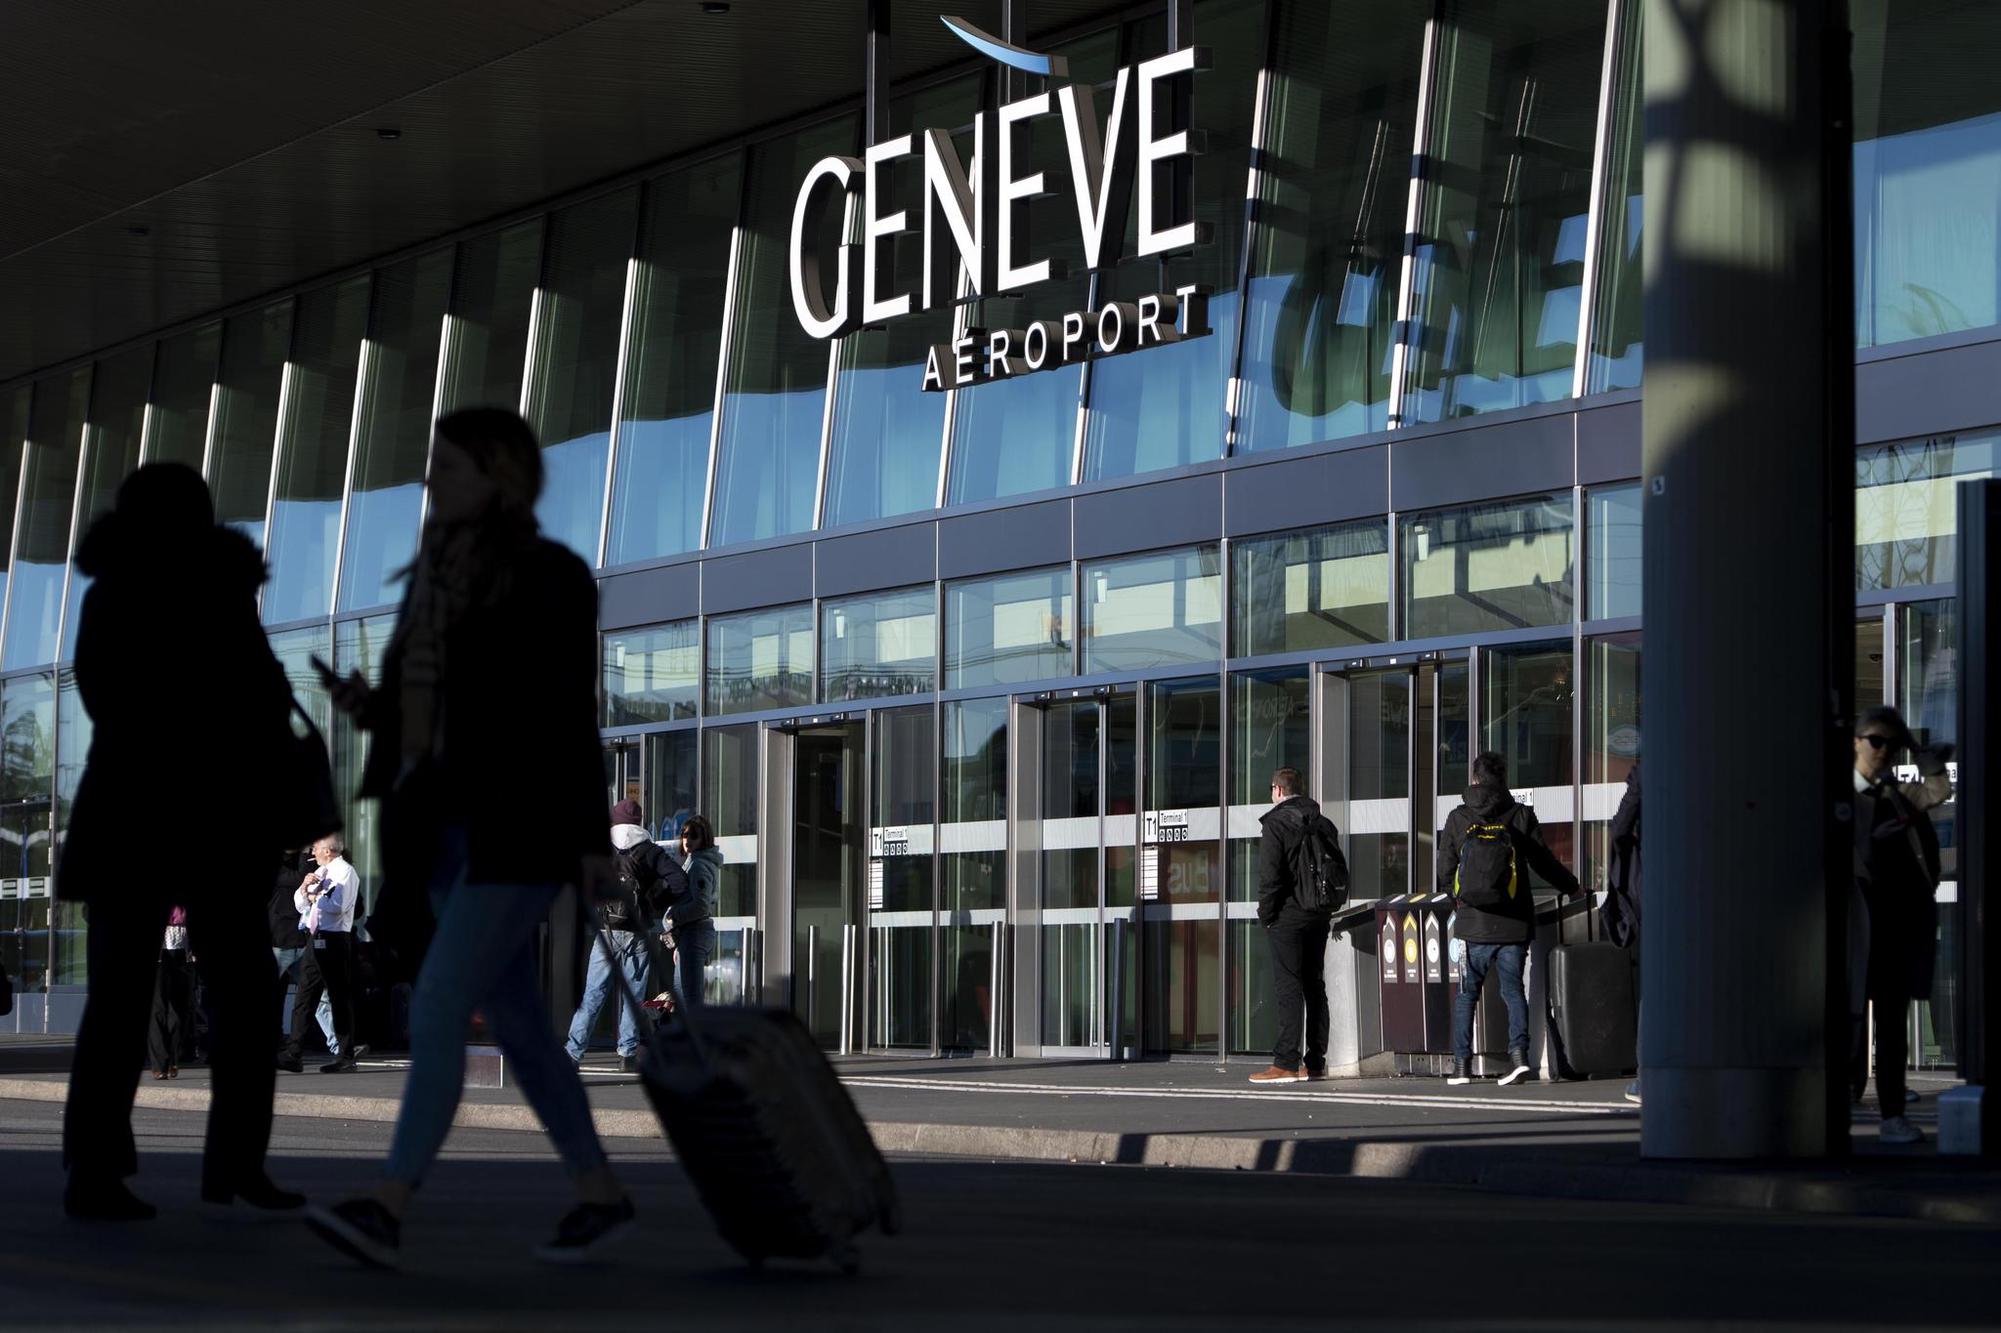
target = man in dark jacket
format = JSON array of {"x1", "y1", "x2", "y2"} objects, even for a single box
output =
[
  {"x1": 1250, "y1": 767, "x2": 1347, "y2": 1084},
  {"x1": 564, "y1": 800, "x2": 687, "y2": 1071},
  {"x1": 1437, "y1": 751, "x2": 1583, "y2": 1086}
]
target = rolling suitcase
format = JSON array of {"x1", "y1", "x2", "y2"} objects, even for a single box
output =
[
  {"x1": 593, "y1": 902, "x2": 899, "y2": 1272},
  {"x1": 1548, "y1": 941, "x2": 1637, "y2": 1077}
]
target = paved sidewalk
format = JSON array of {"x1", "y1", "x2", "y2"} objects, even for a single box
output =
[{"x1": 3, "y1": 1051, "x2": 1990, "y2": 1226}]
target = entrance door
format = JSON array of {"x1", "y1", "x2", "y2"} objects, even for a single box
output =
[
  {"x1": 791, "y1": 720, "x2": 865, "y2": 1050},
  {"x1": 1137, "y1": 676, "x2": 1222, "y2": 1055}
]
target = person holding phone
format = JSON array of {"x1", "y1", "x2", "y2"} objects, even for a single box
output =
[{"x1": 278, "y1": 836, "x2": 362, "y2": 1074}]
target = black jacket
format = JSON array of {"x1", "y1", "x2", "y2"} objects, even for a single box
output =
[
  {"x1": 1854, "y1": 772, "x2": 1946, "y2": 1001},
  {"x1": 1257, "y1": 795, "x2": 1343, "y2": 925},
  {"x1": 1603, "y1": 763, "x2": 1642, "y2": 949},
  {"x1": 601, "y1": 835, "x2": 689, "y2": 931},
  {"x1": 1436, "y1": 782, "x2": 1580, "y2": 943},
  {"x1": 268, "y1": 857, "x2": 310, "y2": 949}
]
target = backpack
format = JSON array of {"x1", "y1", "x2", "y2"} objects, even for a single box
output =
[
  {"x1": 1294, "y1": 815, "x2": 1350, "y2": 912},
  {"x1": 1454, "y1": 821, "x2": 1519, "y2": 908}
]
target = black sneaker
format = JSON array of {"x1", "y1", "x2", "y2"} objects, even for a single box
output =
[
  {"x1": 1445, "y1": 1057, "x2": 1472, "y2": 1086},
  {"x1": 534, "y1": 1197, "x2": 635, "y2": 1264},
  {"x1": 320, "y1": 1054, "x2": 359, "y2": 1074},
  {"x1": 1498, "y1": 1050, "x2": 1534, "y2": 1087},
  {"x1": 275, "y1": 1053, "x2": 304, "y2": 1074},
  {"x1": 306, "y1": 1198, "x2": 402, "y2": 1270}
]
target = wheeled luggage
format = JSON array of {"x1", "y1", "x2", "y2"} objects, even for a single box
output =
[
  {"x1": 592, "y1": 904, "x2": 899, "y2": 1271},
  {"x1": 1548, "y1": 941, "x2": 1637, "y2": 1077}
]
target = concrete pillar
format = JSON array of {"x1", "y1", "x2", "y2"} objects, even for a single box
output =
[{"x1": 1640, "y1": 0, "x2": 1854, "y2": 1158}]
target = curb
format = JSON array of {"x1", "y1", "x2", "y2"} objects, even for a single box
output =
[{"x1": 2, "y1": 1075, "x2": 1992, "y2": 1228}]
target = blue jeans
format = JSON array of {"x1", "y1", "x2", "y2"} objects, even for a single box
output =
[
  {"x1": 672, "y1": 918, "x2": 716, "y2": 1009},
  {"x1": 273, "y1": 946, "x2": 339, "y2": 1055},
  {"x1": 566, "y1": 930, "x2": 649, "y2": 1059},
  {"x1": 1453, "y1": 941, "x2": 1529, "y2": 1062},
  {"x1": 384, "y1": 831, "x2": 608, "y2": 1188}
]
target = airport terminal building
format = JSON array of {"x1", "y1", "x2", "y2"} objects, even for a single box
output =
[{"x1": 0, "y1": 0, "x2": 1990, "y2": 1070}]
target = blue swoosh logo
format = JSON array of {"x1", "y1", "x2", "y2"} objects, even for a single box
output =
[{"x1": 940, "y1": 16, "x2": 1070, "y2": 79}]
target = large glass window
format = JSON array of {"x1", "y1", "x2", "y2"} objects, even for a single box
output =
[
  {"x1": 603, "y1": 620, "x2": 699, "y2": 725},
  {"x1": 60, "y1": 347, "x2": 152, "y2": 658},
  {"x1": 1585, "y1": 482, "x2": 1642, "y2": 620},
  {"x1": 944, "y1": 567, "x2": 1075, "y2": 688},
  {"x1": 1085, "y1": 0, "x2": 1264, "y2": 480},
  {"x1": 1228, "y1": 665, "x2": 1310, "y2": 1055},
  {"x1": 1482, "y1": 639, "x2": 1576, "y2": 872},
  {"x1": 526, "y1": 188, "x2": 639, "y2": 562},
  {"x1": 941, "y1": 695, "x2": 1007, "y2": 1050},
  {"x1": 706, "y1": 603, "x2": 812, "y2": 715},
  {"x1": 712, "y1": 117, "x2": 858, "y2": 548},
  {"x1": 1404, "y1": 0, "x2": 1605, "y2": 423},
  {"x1": 1583, "y1": 0, "x2": 1642, "y2": 393},
  {"x1": 1856, "y1": 429, "x2": 1996, "y2": 591},
  {"x1": 342, "y1": 249, "x2": 452, "y2": 611},
  {"x1": 266, "y1": 277, "x2": 370, "y2": 624},
  {"x1": 0, "y1": 387, "x2": 28, "y2": 626},
  {"x1": 1403, "y1": 494, "x2": 1575, "y2": 639},
  {"x1": 1231, "y1": 521, "x2": 1390, "y2": 656},
  {"x1": 440, "y1": 219, "x2": 542, "y2": 413},
  {"x1": 822, "y1": 587, "x2": 936, "y2": 701},
  {"x1": 333, "y1": 614, "x2": 396, "y2": 902},
  {"x1": 52, "y1": 667, "x2": 90, "y2": 984},
  {"x1": 0, "y1": 673, "x2": 56, "y2": 993},
  {"x1": 607, "y1": 154, "x2": 742, "y2": 566},
  {"x1": 1237, "y1": 0, "x2": 1428, "y2": 450},
  {"x1": 824, "y1": 79, "x2": 979, "y2": 529},
  {"x1": 945, "y1": 30, "x2": 1120, "y2": 505},
  {"x1": 4, "y1": 372, "x2": 89, "y2": 671},
  {"x1": 209, "y1": 300, "x2": 295, "y2": 547},
  {"x1": 702, "y1": 723, "x2": 761, "y2": 917},
  {"x1": 146, "y1": 323, "x2": 221, "y2": 471},
  {"x1": 1854, "y1": 0, "x2": 2001, "y2": 347},
  {"x1": 1083, "y1": 546, "x2": 1223, "y2": 673},
  {"x1": 1581, "y1": 633, "x2": 1639, "y2": 894},
  {"x1": 871, "y1": 706, "x2": 936, "y2": 1049}
]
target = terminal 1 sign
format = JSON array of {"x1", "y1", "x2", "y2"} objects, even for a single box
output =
[{"x1": 787, "y1": 20, "x2": 1213, "y2": 392}]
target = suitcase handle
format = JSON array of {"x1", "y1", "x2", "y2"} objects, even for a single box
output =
[{"x1": 589, "y1": 882, "x2": 712, "y2": 1067}]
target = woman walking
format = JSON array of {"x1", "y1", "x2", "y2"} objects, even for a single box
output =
[{"x1": 306, "y1": 409, "x2": 631, "y2": 1268}]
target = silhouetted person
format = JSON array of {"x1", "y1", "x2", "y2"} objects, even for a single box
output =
[
  {"x1": 147, "y1": 907, "x2": 194, "y2": 1080},
  {"x1": 60, "y1": 463, "x2": 304, "y2": 1220},
  {"x1": 306, "y1": 409, "x2": 630, "y2": 1269},
  {"x1": 1605, "y1": 760, "x2": 1642, "y2": 1104}
]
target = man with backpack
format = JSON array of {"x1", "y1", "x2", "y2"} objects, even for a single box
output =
[
  {"x1": 1438, "y1": 751, "x2": 1584, "y2": 1087},
  {"x1": 1250, "y1": 767, "x2": 1348, "y2": 1085},
  {"x1": 565, "y1": 799, "x2": 687, "y2": 1073}
]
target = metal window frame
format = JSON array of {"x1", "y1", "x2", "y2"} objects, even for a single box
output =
[
  {"x1": 1386, "y1": 9, "x2": 1445, "y2": 430},
  {"x1": 595, "y1": 225, "x2": 648, "y2": 569},
  {"x1": 1571, "y1": 0, "x2": 1630, "y2": 400},
  {"x1": 49, "y1": 366, "x2": 97, "y2": 666},
  {"x1": 327, "y1": 285, "x2": 381, "y2": 618},
  {"x1": 700, "y1": 216, "x2": 749, "y2": 551},
  {"x1": 135, "y1": 340, "x2": 162, "y2": 465}
]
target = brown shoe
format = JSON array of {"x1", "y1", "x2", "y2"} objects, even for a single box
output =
[{"x1": 1247, "y1": 1065, "x2": 1307, "y2": 1084}]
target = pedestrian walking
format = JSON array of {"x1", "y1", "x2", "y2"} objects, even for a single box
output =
[
  {"x1": 1603, "y1": 761, "x2": 1642, "y2": 1103},
  {"x1": 1248, "y1": 767, "x2": 1347, "y2": 1085},
  {"x1": 305, "y1": 409, "x2": 632, "y2": 1269},
  {"x1": 567, "y1": 799, "x2": 685, "y2": 1071},
  {"x1": 148, "y1": 908, "x2": 194, "y2": 1080},
  {"x1": 1438, "y1": 751, "x2": 1583, "y2": 1087},
  {"x1": 59, "y1": 462, "x2": 311, "y2": 1221},
  {"x1": 1850, "y1": 705, "x2": 1951, "y2": 1146},
  {"x1": 670, "y1": 815, "x2": 723, "y2": 1008},
  {"x1": 278, "y1": 835, "x2": 363, "y2": 1073},
  {"x1": 269, "y1": 849, "x2": 341, "y2": 1059}
]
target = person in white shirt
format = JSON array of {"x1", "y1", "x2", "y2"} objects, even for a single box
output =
[{"x1": 279, "y1": 836, "x2": 364, "y2": 1074}]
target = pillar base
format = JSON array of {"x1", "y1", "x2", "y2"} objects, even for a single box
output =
[
  {"x1": 1938, "y1": 1085, "x2": 1989, "y2": 1156},
  {"x1": 1639, "y1": 1066, "x2": 1830, "y2": 1159}
]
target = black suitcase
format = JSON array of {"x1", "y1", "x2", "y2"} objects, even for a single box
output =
[
  {"x1": 593, "y1": 907, "x2": 899, "y2": 1272},
  {"x1": 1548, "y1": 942, "x2": 1637, "y2": 1077}
]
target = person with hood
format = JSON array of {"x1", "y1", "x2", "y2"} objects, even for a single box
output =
[
  {"x1": 304, "y1": 409, "x2": 632, "y2": 1269},
  {"x1": 670, "y1": 814, "x2": 723, "y2": 1008},
  {"x1": 566, "y1": 799, "x2": 686, "y2": 1070},
  {"x1": 59, "y1": 463, "x2": 306, "y2": 1220},
  {"x1": 1438, "y1": 751, "x2": 1583, "y2": 1087},
  {"x1": 1249, "y1": 767, "x2": 1347, "y2": 1084},
  {"x1": 1850, "y1": 705, "x2": 1951, "y2": 1145}
]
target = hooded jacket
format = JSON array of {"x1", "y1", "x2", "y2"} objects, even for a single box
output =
[
  {"x1": 602, "y1": 823, "x2": 688, "y2": 931},
  {"x1": 1257, "y1": 795, "x2": 1346, "y2": 925},
  {"x1": 682, "y1": 847, "x2": 724, "y2": 924},
  {"x1": 1436, "y1": 782, "x2": 1580, "y2": 944}
]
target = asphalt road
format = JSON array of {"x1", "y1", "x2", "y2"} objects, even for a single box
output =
[{"x1": 0, "y1": 1099, "x2": 1993, "y2": 1331}]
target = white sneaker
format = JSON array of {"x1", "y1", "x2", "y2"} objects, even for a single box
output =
[
  {"x1": 1623, "y1": 1081, "x2": 1642, "y2": 1104},
  {"x1": 1445, "y1": 1073, "x2": 1473, "y2": 1086},
  {"x1": 1879, "y1": 1115, "x2": 1924, "y2": 1146},
  {"x1": 1498, "y1": 1058, "x2": 1533, "y2": 1087}
]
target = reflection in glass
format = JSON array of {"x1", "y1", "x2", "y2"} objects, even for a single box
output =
[
  {"x1": 944, "y1": 567, "x2": 1073, "y2": 688},
  {"x1": 703, "y1": 723, "x2": 761, "y2": 918},
  {"x1": 526, "y1": 188, "x2": 639, "y2": 562},
  {"x1": 1854, "y1": 0, "x2": 2001, "y2": 346},
  {"x1": 333, "y1": 614, "x2": 396, "y2": 899},
  {"x1": 1903, "y1": 598, "x2": 1958, "y2": 877},
  {"x1": 792, "y1": 722, "x2": 863, "y2": 1047},
  {"x1": 1483, "y1": 640, "x2": 1574, "y2": 793},
  {"x1": 1583, "y1": 0, "x2": 1642, "y2": 392},
  {"x1": 946, "y1": 31, "x2": 1118, "y2": 505},
  {"x1": 1231, "y1": 521, "x2": 1389, "y2": 655},
  {"x1": 146, "y1": 324, "x2": 221, "y2": 471},
  {"x1": 343, "y1": 249, "x2": 452, "y2": 611},
  {"x1": 52, "y1": 668, "x2": 89, "y2": 984},
  {"x1": 1238, "y1": 0, "x2": 1427, "y2": 449},
  {"x1": 942, "y1": 695, "x2": 1007, "y2": 1050},
  {"x1": 1585, "y1": 483, "x2": 1642, "y2": 620},
  {"x1": 1580, "y1": 633, "x2": 1639, "y2": 893},
  {"x1": 209, "y1": 301, "x2": 295, "y2": 546},
  {"x1": 0, "y1": 387, "x2": 26, "y2": 651},
  {"x1": 603, "y1": 620, "x2": 699, "y2": 725},
  {"x1": 1082, "y1": 546, "x2": 1223, "y2": 673},
  {"x1": 871, "y1": 706, "x2": 936, "y2": 1048},
  {"x1": 0, "y1": 673, "x2": 56, "y2": 992},
  {"x1": 705, "y1": 603, "x2": 813, "y2": 715},
  {"x1": 1855, "y1": 430, "x2": 1996, "y2": 592},
  {"x1": 5, "y1": 372, "x2": 89, "y2": 671},
  {"x1": 824, "y1": 80, "x2": 978, "y2": 528},
  {"x1": 1404, "y1": 0, "x2": 1604, "y2": 422},
  {"x1": 60, "y1": 347, "x2": 153, "y2": 659},
  {"x1": 1039, "y1": 700, "x2": 1100, "y2": 1048},
  {"x1": 713, "y1": 118, "x2": 857, "y2": 548},
  {"x1": 821, "y1": 586, "x2": 936, "y2": 701},
  {"x1": 1230, "y1": 669, "x2": 1311, "y2": 812},
  {"x1": 1404, "y1": 494, "x2": 1574, "y2": 638},
  {"x1": 440, "y1": 220, "x2": 542, "y2": 413},
  {"x1": 266, "y1": 277, "x2": 370, "y2": 624},
  {"x1": 1346, "y1": 668, "x2": 1411, "y2": 898},
  {"x1": 608, "y1": 154, "x2": 742, "y2": 566}
]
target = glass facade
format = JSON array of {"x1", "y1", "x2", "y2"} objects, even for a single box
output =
[
  {"x1": 266, "y1": 277, "x2": 370, "y2": 624},
  {"x1": 1856, "y1": 427, "x2": 1996, "y2": 590},
  {"x1": 604, "y1": 620, "x2": 699, "y2": 725},
  {"x1": 706, "y1": 603, "x2": 812, "y2": 716},
  {"x1": 1231, "y1": 521, "x2": 1390, "y2": 655},
  {"x1": 1586, "y1": 482, "x2": 1642, "y2": 620},
  {"x1": 1404, "y1": 494, "x2": 1575, "y2": 638},
  {"x1": 1082, "y1": 546, "x2": 1223, "y2": 673},
  {"x1": 821, "y1": 587, "x2": 936, "y2": 701},
  {"x1": 4, "y1": 372, "x2": 88, "y2": 671},
  {"x1": 147, "y1": 324, "x2": 221, "y2": 471},
  {"x1": 208, "y1": 301, "x2": 294, "y2": 547},
  {"x1": 944, "y1": 567, "x2": 1075, "y2": 688}
]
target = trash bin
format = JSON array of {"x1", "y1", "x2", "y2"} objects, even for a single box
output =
[{"x1": 1375, "y1": 894, "x2": 1426, "y2": 1054}]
